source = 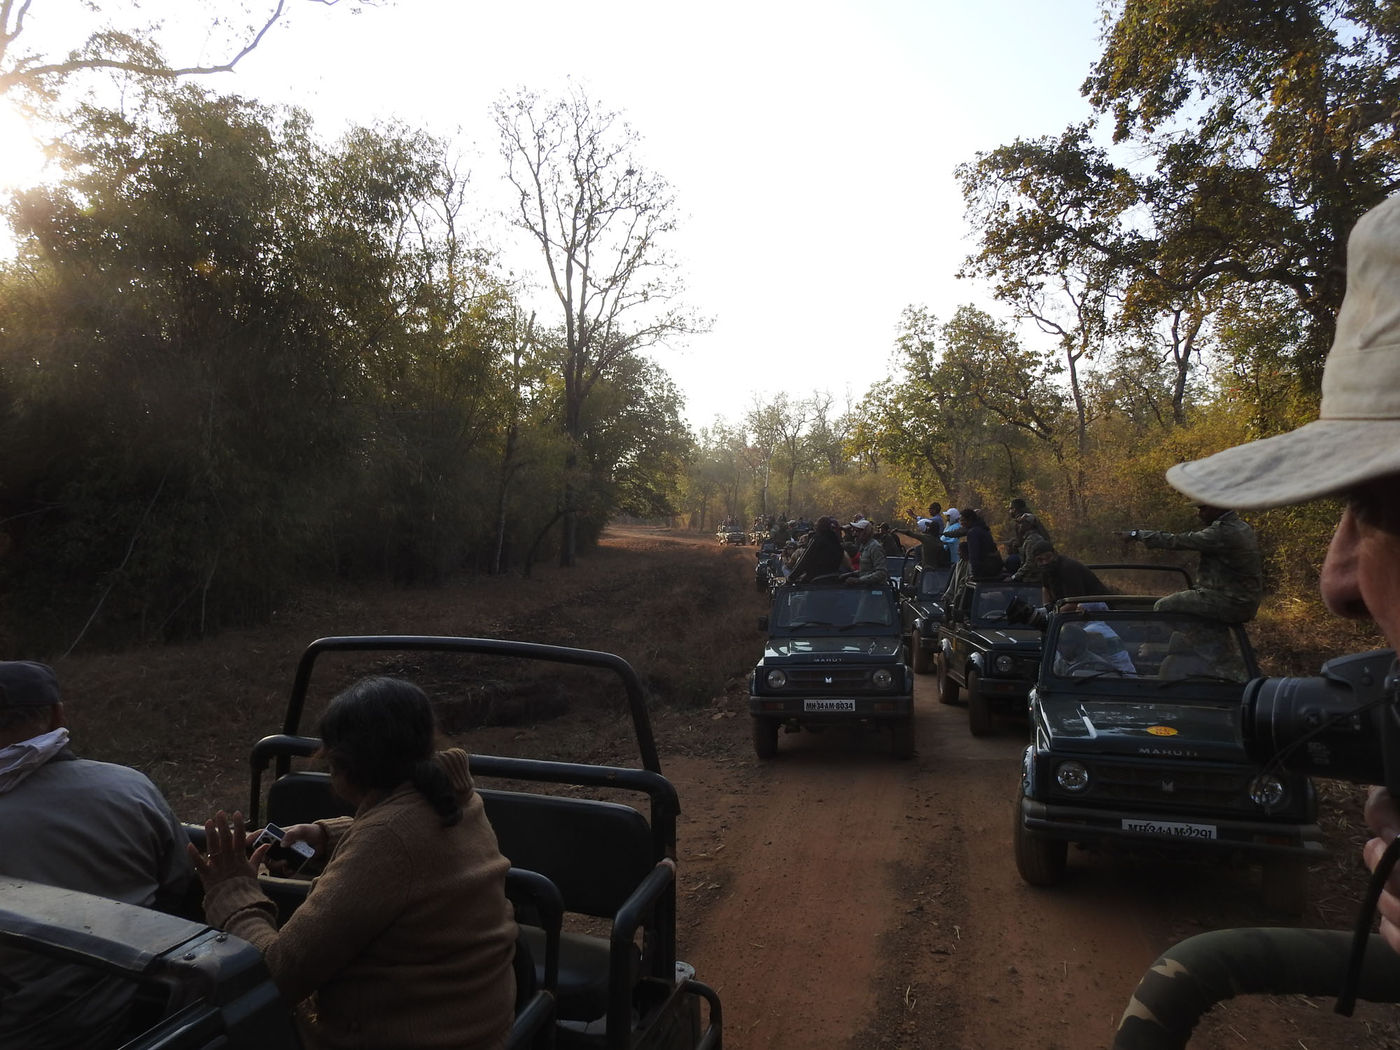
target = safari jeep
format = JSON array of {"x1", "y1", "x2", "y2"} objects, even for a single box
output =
[
  {"x1": 748, "y1": 577, "x2": 915, "y2": 759},
  {"x1": 935, "y1": 575, "x2": 1045, "y2": 736},
  {"x1": 1014, "y1": 599, "x2": 1325, "y2": 913},
  {"x1": 247, "y1": 635, "x2": 722, "y2": 1050}
]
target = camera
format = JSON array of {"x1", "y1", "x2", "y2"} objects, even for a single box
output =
[
  {"x1": 250, "y1": 822, "x2": 316, "y2": 871},
  {"x1": 1240, "y1": 648, "x2": 1400, "y2": 793}
]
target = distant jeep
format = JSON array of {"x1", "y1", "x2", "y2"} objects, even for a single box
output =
[
  {"x1": 748, "y1": 576, "x2": 915, "y2": 759},
  {"x1": 900, "y1": 563, "x2": 954, "y2": 675},
  {"x1": 935, "y1": 575, "x2": 1045, "y2": 737}
]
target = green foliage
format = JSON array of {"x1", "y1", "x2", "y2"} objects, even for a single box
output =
[{"x1": 0, "y1": 84, "x2": 690, "y2": 649}]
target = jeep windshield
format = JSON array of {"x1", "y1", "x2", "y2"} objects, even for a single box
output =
[
  {"x1": 1046, "y1": 612, "x2": 1252, "y2": 686},
  {"x1": 970, "y1": 583, "x2": 1043, "y2": 624},
  {"x1": 770, "y1": 585, "x2": 896, "y2": 633}
]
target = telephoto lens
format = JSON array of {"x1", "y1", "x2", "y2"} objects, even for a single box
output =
[{"x1": 1241, "y1": 649, "x2": 1399, "y2": 791}]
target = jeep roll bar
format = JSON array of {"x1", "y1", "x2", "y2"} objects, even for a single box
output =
[{"x1": 277, "y1": 636, "x2": 661, "y2": 774}]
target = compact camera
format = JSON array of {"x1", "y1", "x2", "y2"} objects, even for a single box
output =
[
  {"x1": 250, "y1": 822, "x2": 317, "y2": 871},
  {"x1": 1240, "y1": 648, "x2": 1400, "y2": 793}
]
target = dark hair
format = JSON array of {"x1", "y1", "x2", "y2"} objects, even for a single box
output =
[{"x1": 317, "y1": 676, "x2": 461, "y2": 827}]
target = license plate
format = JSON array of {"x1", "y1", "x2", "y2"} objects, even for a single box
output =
[
  {"x1": 1122, "y1": 818, "x2": 1216, "y2": 840},
  {"x1": 804, "y1": 699, "x2": 857, "y2": 712}
]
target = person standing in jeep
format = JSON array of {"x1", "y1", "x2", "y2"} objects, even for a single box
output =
[
  {"x1": 846, "y1": 519, "x2": 889, "y2": 585},
  {"x1": 788, "y1": 516, "x2": 851, "y2": 582}
]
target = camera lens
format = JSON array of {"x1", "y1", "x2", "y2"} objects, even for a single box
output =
[{"x1": 1241, "y1": 649, "x2": 1397, "y2": 787}]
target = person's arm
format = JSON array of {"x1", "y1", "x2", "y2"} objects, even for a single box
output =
[
  {"x1": 1137, "y1": 521, "x2": 1225, "y2": 553},
  {"x1": 204, "y1": 815, "x2": 413, "y2": 1005}
]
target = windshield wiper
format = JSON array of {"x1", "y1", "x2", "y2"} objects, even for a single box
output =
[
  {"x1": 1155, "y1": 673, "x2": 1240, "y2": 687},
  {"x1": 839, "y1": 620, "x2": 891, "y2": 631},
  {"x1": 785, "y1": 620, "x2": 835, "y2": 629}
]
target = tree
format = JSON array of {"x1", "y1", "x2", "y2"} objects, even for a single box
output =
[
  {"x1": 1, "y1": 0, "x2": 374, "y2": 107},
  {"x1": 1083, "y1": 0, "x2": 1400, "y2": 390},
  {"x1": 494, "y1": 85, "x2": 699, "y2": 565},
  {"x1": 746, "y1": 394, "x2": 811, "y2": 517}
]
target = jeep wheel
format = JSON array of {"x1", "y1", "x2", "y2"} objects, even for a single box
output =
[
  {"x1": 936, "y1": 652, "x2": 960, "y2": 705},
  {"x1": 752, "y1": 717, "x2": 779, "y2": 759},
  {"x1": 967, "y1": 670, "x2": 994, "y2": 737},
  {"x1": 1014, "y1": 789, "x2": 1067, "y2": 886},
  {"x1": 890, "y1": 717, "x2": 915, "y2": 759},
  {"x1": 1261, "y1": 858, "x2": 1308, "y2": 915},
  {"x1": 910, "y1": 629, "x2": 930, "y2": 674}
]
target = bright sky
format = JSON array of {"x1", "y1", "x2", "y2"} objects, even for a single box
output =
[{"x1": 3, "y1": 0, "x2": 1110, "y2": 431}]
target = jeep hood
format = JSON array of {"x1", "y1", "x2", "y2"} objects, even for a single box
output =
[
  {"x1": 963, "y1": 625, "x2": 1043, "y2": 650},
  {"x1": 765, "y1": 636, "x2": 903, "y2": 659},
  {"x1": 1038, "y1": 697, "x2": 1245, "y2": 760}
]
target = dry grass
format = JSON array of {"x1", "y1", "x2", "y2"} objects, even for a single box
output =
[{"x1": 51, "y1": 526, "x2": 762, "y2": 819}]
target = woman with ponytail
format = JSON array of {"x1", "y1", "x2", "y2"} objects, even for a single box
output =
[{"x1": 190, "y1": 676, "x2": 517, "y2": 1050}]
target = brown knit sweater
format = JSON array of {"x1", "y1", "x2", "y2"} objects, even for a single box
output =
[{"x1": 202, "y1": 749, "x2": 517, "y2": 1050}]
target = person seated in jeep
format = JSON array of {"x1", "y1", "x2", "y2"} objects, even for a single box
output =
[
  {"x1": 190, "y1": 677, "x2": 518, "y2": 1050},
  {"x1": 1052, "y1": 623, "x2": 1122, "y2": 677},
  {"x1": 0, "y1": 661, "x2": 193, "y2": 1050}
]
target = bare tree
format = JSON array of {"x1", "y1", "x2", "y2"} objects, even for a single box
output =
[
  {"x1": 1, "y1": 0, "x2": 374, "y2": 102},
  {"x1": 494, "y1": 84, "x2": 698, "y2": 565}
]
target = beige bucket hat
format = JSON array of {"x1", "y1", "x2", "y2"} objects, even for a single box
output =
[{"x1": 1167, "y1": 193, "x2": 1400, "y2": 509}]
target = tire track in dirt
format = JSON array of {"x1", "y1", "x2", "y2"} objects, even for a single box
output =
[{"x1": 674, "y1": 730, "x2": 926, "y2": 1050}]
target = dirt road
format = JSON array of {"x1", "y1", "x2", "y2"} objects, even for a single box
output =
[
  {"x1": 668, "y1": 681, "x2": 1400, "y2": 1049},
  {"x1": 595, "y1": 528, "x2": 1400, "y2": 1050}
]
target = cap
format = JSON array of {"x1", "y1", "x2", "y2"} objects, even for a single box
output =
[
  {"x1": 0, "y1": 662, "x2": 61, "y2": 709},
  {"x1": 849, "y1": 518, "x2": 872, "y2": 530},
  {"x1": 1166, "y1": 193, "x2": 1400, "y2": 509}
]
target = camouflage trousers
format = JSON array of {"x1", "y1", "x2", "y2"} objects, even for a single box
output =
[{"x1": 1153, "y1": 588, "x2": 1257, "y2": 624}]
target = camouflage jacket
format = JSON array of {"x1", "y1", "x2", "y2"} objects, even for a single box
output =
[{"x1": 1138, "y1": 511, "x2": 1262, "y2": 606}]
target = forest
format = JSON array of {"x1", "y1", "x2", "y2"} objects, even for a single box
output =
[{"x1": 0, "y1": 0, "x2": 1397, "y2": 652}]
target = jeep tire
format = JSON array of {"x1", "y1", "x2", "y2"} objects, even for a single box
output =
[
  {"x1": 1014, "y1": 788, "x2": 1068, "y2": 886},
  {"x1": 910, "y1": 628, "x2": 930, "y2": 674},
  {"x1": 936, "y1": 652, "x2": 960, "y2": 705},
  {"x1": 752, "y1": 716, "x2": 779, "y2": 759},
  {"x1": 967, "y1": 670, "x2": 994, "y2": 737}
]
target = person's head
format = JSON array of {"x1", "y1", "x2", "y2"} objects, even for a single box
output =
[
  {"x1": 1195, "y1": 504, "x2": 1228, "y2": 525},
  {"x1": 960, "y1": 507, "x2": 981, "y2": 526},
  {"x1": 928, "y1": 502, "x2": 942, "y2": 516},
  {"x1": 1058, "y1": 624, "x2": 1088, "y2": 661},
  {"x1": 1164, "y1": 193, "x2": 1400, "y2": 647},
  {"x1": 0, "y1": 661, "x2": 63, "y2": 747},
  {"x1": 1029, "y1": 536, "x2": 1056, "y2": 569},
  {"x1": 1009, "y1": 497, "x2": 1029, "y2": 517},
  {"x1": 944, "y1": 507, "x2": 961, "y2": 524},
  {"x1": 850, "y1": 517, "x2": 872, "y2": 538},
  {"x1": 317, "y1": 676, "x2": 460, "y2": 826},
  {"x1": 814, "y1": 515, "x2": 836, "y2": 534}
]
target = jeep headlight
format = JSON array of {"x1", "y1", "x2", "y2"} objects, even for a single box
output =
[
  {"x1": 766, "y1": 669, "x2": 787, "y2": 689},
  {"x1": 994, "y1": 654, "x2": 1015, "y2": 674},
  {"x1": 1248, "y1": 774, "x2": 1287, "y2": 809},
  {"x1": 872, "y1": 668, "x2": 894, "y2": 689},
  {"x1": 1055, "y1": 761, "x2": 1090, "y2": 792}
]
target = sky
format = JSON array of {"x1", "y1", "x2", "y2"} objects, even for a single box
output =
[{"x1": 3, "y1": 0, "x2": 1110, "y2": 430}]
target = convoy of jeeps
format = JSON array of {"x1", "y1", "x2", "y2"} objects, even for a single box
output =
[{"x1": 0, "y1": 511, "x2": 1366, "y2": 1046}]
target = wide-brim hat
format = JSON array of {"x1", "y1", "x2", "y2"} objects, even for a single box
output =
[{"x1": 1167, "y1": 193, "x2": 1400, "y2": 509}]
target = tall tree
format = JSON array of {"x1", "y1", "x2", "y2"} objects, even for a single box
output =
[
  {"x1": 494, "y1": 85, "x2": 698, "y2": 565},
  {"x1": 1084, "y1": 0, "x2": 1400, "y2": 389}
]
